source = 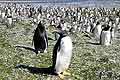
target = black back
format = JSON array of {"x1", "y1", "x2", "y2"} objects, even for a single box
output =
[{"x1": 33, "y1": 22, "x2": 48, "y2": 54}]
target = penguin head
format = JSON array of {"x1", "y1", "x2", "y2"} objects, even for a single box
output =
[
  {"x1": 110, "y1": 27, "x2": 114, "y2": 32},
  {"x1": 102, "y1": 24, "x2": 111, "y2": 31},
  {"x1": 38, "y1": 21, "x2": 45, "y2": 32},
  {"x1": 96, "y1": 21, "x2": 100, "y2": 25},
  {"x1": 53, "y1": 30, "x2": 67, "y2": 38},
  {"x1": 57, "y1": 23, "x2": 62, "y2": 30},
  {"x1": 7, "y1": 16, "x2": 12, "y2": 18}
]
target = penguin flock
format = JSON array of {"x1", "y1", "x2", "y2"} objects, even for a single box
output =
[{"x1": 1, "y1": 2, "x2": 120, "y2": 79}]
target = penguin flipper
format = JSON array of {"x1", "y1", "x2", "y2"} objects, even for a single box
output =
[{"x1": 45, "y1": 32, "x2": 48, "y2": 48}]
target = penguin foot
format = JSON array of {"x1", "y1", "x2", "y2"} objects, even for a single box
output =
[
  {"x1": 63, "y1": 71, "x2": 71, "y2": 76},
  {"x1": 58, "y1": 73, "x2": 64, "y2": 80},
  {"x1": 44, "y1": 49, "x2": 47, "y2": 53},
  {"x1": 35, "y1": 50, "x2": 38, "y2": 54},
  {"x1": 38, "y1": 51, "x2": 41, "y2": 54}
]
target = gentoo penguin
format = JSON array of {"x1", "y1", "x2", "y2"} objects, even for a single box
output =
[
  {"x1": 52, "y1": 30, "x2": 73, "y2": 79},
  {"x1": 93, "y1": 21, "x2": 102, "y2": 41},
  {"x1": 1, "y1": 11, "x2": 5, "y2": 19},
  {"x1": 32, "y1": 21, "x2": 48, "y2": 54},
  {"x1": 100, "y1": 25, "x2": 111, "y2": 46},
  {"x1": 1, "y1": 11, "x2": 6, "y2": 23},
  {"x1": 6, "y1": 16, "x2": 12, "y2": 27}
]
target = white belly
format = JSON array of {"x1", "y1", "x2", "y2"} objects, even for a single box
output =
[
  {"x1": 2, "y1": 12, "x2": 5, "y2": 19},
  {"x1": 0, "y1": 10, "x2": 1, "y2": 16},
  {"x1": 86, "y1": 25, "x2": 91, "y2": 33},
  {"x1": 55, "y1": 36, "x2": 73, "y2": 73},
  {"x1": 7, "y1": 18, "x2": 12, "y2": 25},
  {"x1": 94, "y1": 25, "x2": 102, "y2": 40},
  {"x1": 101, "y1": 31, "x2": 111, "y2": 46}
]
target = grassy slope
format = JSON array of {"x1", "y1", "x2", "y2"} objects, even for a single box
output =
[{"x1": 0, "y1": 21, "x2": 120, "y2": 80}]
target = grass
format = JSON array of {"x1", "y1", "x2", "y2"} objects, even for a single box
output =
[{"x1": 0, "y1": 20, "x2": 120, "y2": 80}]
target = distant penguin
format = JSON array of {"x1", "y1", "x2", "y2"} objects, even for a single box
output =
[
  {"x1": 100, "y1": 25, "x2": 111, "y2": 46},
  {"x1": 52, "y1": 30, "x2": 73, "y2": 79},
  {"x1": 93, "y1": 21, "x2": 102, "y2": 41},
  {"x1": 0, "y1": 9, "x2": 1, "y2": 17},
  {"x1": 1, "y1": 11, "x2": 5, "y2": 19},
  {"x1": 110, "y1": 27, "x2": 115, "y2": 44},
  {"x1": 116, "y1": 17, "x2": 119, "y2": 25},
  {"x1": 86, "y1": 22, "x2": 91, "y2": 33},
  {"x1": 33, "y1": 21, "x2": 48, "y2": 54},
  {"x1": 1, "y1": 11, "x2": 6, "y2": 23},
  {"x1": 6, "y1": 16, "x2": 12, "y2": 27},
  {"x1": 37, "y1": 13, "x2": 41, "y2": 21}
]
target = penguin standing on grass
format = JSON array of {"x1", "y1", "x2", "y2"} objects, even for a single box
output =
[
  {"x1": 32, "y1": 21, "x2": 48, "y2": 54},
  {"x1": 52, "y1": 30, "x2": 73, "y2": 79},
  {"x1": 1, "y1": 10, "x2": 6, "y2": 23},
  {"x1": 6, "y1": 15, "x2": 13, "y2": 27},
  {"x1": 100, "y1": 25, "x2": 111, "y2": 46},
  {"x1": 93, "y1": 21, "x2": 102, "y2": 41}
]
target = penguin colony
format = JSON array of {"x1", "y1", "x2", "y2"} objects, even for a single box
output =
[{"x1": 1, "y1": 3, "x2": 120, "y2": 79}]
